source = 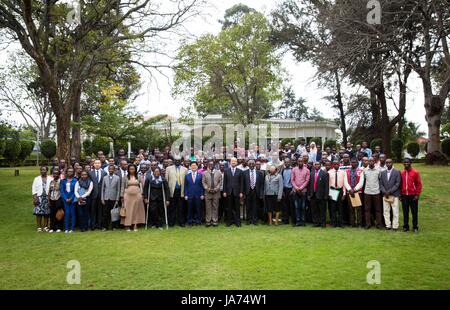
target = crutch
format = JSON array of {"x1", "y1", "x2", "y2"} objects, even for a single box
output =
[{"x1": 162, "y1": 180, "x2": 169, "y2": 230}]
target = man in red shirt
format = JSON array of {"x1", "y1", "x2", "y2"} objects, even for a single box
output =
[{"x1": 401, "y1": 158, "x2": 423, "y2": 233}]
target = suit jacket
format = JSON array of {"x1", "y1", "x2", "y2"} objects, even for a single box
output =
[
  {"x1": 379, "y1": 168, "x2": 401, "y2": 197},
  {"x1": 88, "y1": 169, "x2": 107, "y2": 199},
  {"x1": 308, "y1": 169, "x2": 329, "y2": 200},
  {"x1": 243, "y1": 168, "x2": 265, "y2": 198},
  {"x1": 184, "y1": 172, "x2": 204, "y2": 199},
  {"x1": 202, "y1": 169, "x2": 222, "y2": 199},
  {"x1": 101, "y1": 174, "x2": 121, "y2": 201},
  {"x1": 223, "y1": 167, "x2": 244, "y2": 196},
  {"x1": 143, "y1": 176, "x2": 169, "y2": 201},
  {"x1": 165, "y1": 165, "x2": 188, "y2": 197}
]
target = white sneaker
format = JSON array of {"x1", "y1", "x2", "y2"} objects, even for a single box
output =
[
  {"x1": 37, "y1": 228, "x2": 42, "y2": 232},
  {"x1": 43, "y1": 227, "x2": 49, "y2": 232},
  {"x1": 56, "y1": 229, "x2": 61, "y2": 233},
  {"x1": 69, "y1": 230, "x2": 73, "y2": 233},
  {"x1": 133, "y1": 228, "x2": 138, "y2": 232},
  {"x1": 48, "y1": 229, "x2": 53, "y2": 233},
  {"x1": 65, "y1": 230, "x2": 69, "y2": 234}
]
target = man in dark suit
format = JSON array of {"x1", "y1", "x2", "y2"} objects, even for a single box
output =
[
  {"x1": 88, "y1": 159, "x2": 107, "y2": 230},
  {"x1": 223, "y1": 157, "x2": 244, "y2": 227},
  {"x1": 184, "y1": 162, "x2": 204, "y2": 226},
  {"x1": 243, "y1": 159, "x2": 264, "y2": 225},
  {"x1": 308, "y1": 162, "x2": 329, "y2": 227}
]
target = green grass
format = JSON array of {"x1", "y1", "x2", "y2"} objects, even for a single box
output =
[{"x1": 0, "y1": 164, "x2": 449, "y2": 290}]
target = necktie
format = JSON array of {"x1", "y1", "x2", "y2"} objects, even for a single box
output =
[
  {"x1": 335, "y1": 170, "x2": 338, "y2": 188},
  {"x1": 192, "y1": 172, "x2": 196, "y2": 183},
  {"x1": 210, "y1": 171, "x2": 215, "y2": 189},
  {"x1": 250, "y1": 169, "x2": 255, "y2": 189},
  {"x1": 96, "y1": 170, "x2": 99, "y2": 182},
  {"x1": 232, "y1": 168, "x2": 235, "y2": 176},
  {"x1": 176, "y1": 167, "x2": 181, "y2": 186},
  {"x1": 314, "y1": 171, "x2": 319, "y2": 191}
]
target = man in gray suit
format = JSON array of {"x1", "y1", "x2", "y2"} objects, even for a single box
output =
[
  {"x1": 202, "y1": 160, "x2": 222, "y2": 227},
  {"x1": 379, "y1": 158, "x2": 401, "y2": 230},
  {"x1": 101, "y1": 165, "x2": 122, "y2": 230}
]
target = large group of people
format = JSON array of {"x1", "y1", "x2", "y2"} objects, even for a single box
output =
[{"x1": 31, "y1": 140, "x2": 423, "y2": 234}]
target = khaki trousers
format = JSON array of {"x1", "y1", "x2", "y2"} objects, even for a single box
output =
[
  {"x1": 383, "y1": 197, "x2": 399, "y2": 229},
  {"x1": 205, "y1": 197, "x2": 219, "y2": 224}
]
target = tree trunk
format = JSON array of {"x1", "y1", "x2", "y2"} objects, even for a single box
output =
[
  {"x1": 425, "y1": 95, "x2": 444, "y2": 153},
  {"x1": 70, "y1": 88, "x2": 82, "y2": 161},
  {"x1": 334, "y1": 70, "x2": 347, "y2": 145},
  {"x1": 55, "y1": 113, "x2": 71, "y2": 161}
]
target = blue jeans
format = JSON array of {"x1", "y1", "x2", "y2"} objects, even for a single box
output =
[
  {"x1": 294, "y1": 192, "x2": 306, "y2": 225},
  {"x1": 64, "y1": 202, "x2": 76, "y2": 231}
]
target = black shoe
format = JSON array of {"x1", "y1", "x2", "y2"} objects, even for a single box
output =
[
  {"x1": 180, "y1": 224, "x2": 185, "y2": 227},
  {"x1": 205, "y1": 223, "x2": 211, "y2": 227},
  {"x1": 403, "y1": 228, "x2": 409, "y2": 232},
  {"x1": 226, "y1": 224, "x2": 231, "y2": 227},
  {"x1": 365, "y1": 225, "x2": 371, "y2": 230},
  {"x1": 295, "y1": 223, "x2": 301, "y2": 227},
  {"x1": 236, "y1": 223, "x2": 241, "y2": 227}
]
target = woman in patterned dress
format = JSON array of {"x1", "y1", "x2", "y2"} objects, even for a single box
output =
[
  {"x1": 32, "y1": 166, "x2": 51, "y2": 232},
  {"x1": 120, "y1": 164, "x2": 146, "y2": 231}
]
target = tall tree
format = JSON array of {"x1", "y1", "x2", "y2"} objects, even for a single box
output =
[
  {"x1": 174, "y1": 12, "x2": 283, "y2": 125},
  {"x1": 0, "y1": 0, "x2": 201, "y2": 161},
  {"x1": 0, "y1": 53, "x2": 54, "y2": 140}
]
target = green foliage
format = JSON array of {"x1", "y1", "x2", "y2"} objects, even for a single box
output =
[
  {"x1": 441, "y1": 123, "x2": 450, "y2": 139},
  {"x1": 273, "y1": 87, "x2": 324, "y2": 121},
  {"x1": 220, "y1": 3, "x2": 257, "y2": 29},
  {"x1": 442, "y1": 139, "x2": 450, "y2": 157},
  {"x1": 82, "y1": 139, "x2": 94, "y2": 157},
  {"x1": 81, "y1": 83, "x2": 143, "y2": 146},
  {"x1": 174, "y1": 12, "x2": 283, "y2": 125},
  {"x1": 91, "y1": 136, "x2": 110, "y2": 156},
  {"x1": 324, "y1": 139, "x2": 337, "y2": 150},
  {"x1": 370, "y1": 138, "x2": 383, "y2": 150},
  {"x1": 3, "y1": 139, "x2": 21, "y2": 164},
  {"x1": 281, "y1": 138, "x2": 295, "y2": 147},
  {"x1": 391, "y1": 138, "x2": 404, "y2": 161},
  {"x1": 40, "y1": 140, "x2": 56, "y2": 160},
  {"x1": 401, "y1": 121, "x2": 426, "y2": 143},
  {"x1": 406, "y1": 142, "x2": 420, "y2": 158},
  {"x1": 309, "y1": 137, "x2": 322, "y2": 147},
  {"x1": 18, "y1": 140, "x2": 34, "y2": 161}
]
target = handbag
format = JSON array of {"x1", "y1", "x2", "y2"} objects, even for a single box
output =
[
  {"x1": 119, "y1": 206, "x2": 126, "y2": 217},
  {"x1": 55, "y1": 208, "x2": 64, "y2": 221},
  {"x1": 111, "y1": 203, "x2": 120, "y2": 222}
]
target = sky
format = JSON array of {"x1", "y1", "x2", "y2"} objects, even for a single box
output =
[
  {"x1": 0, "y1": 0, "x2": 428, "y2": 132},
  {"x1": 133, "y1": 0, "x2": 428, "y2": 132}
]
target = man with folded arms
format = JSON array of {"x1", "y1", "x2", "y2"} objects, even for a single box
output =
[{"x1": 379, "y1": 158, "x2": 401, "y2": 231}]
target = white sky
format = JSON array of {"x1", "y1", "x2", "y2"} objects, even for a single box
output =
[{"x1": 0, "y1": 0, "x2": 428, "y2": 132}]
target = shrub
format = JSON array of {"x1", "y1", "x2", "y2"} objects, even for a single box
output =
[
  {"x1": 281, "y1": 138, "x2": 295, "y2": 147},
  {"x1": 3, "y1": 139, "x2": 21, "y2": 164},
  {"x1": 324, "y1": 139, "x2": 337, "y2": 150},
  {"x1": 82, "y1": 139, "x2": 94, "y2": 157},
  {"x1": 391, "y1": 138, "x2": 404, "y2": 161},
  {"x1": 309, "y1": 137, "x2": 322, "y2": 147},
  {"x1": 442, "y1": 138, "x2": 450, "y2": 157},
  {"x1": 370, "y1": 138, "x2": 383, "y2": 150},
  {"x1": 406, "y1": 142, "x2": 420, "y2": 158},
  {"x1": 91, "y1": 136, "x2": 110, "y2": 156},
  {"x1": 18, "y1": 140, "x2": 35, "y2": 161},
  {"x1": 40, "y1": 139, "x2": 57, "y2": 159}
]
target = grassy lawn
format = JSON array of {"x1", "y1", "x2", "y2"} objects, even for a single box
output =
[{"x1": 0, "y1": 164, "x2": 449, "y2": 290}]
